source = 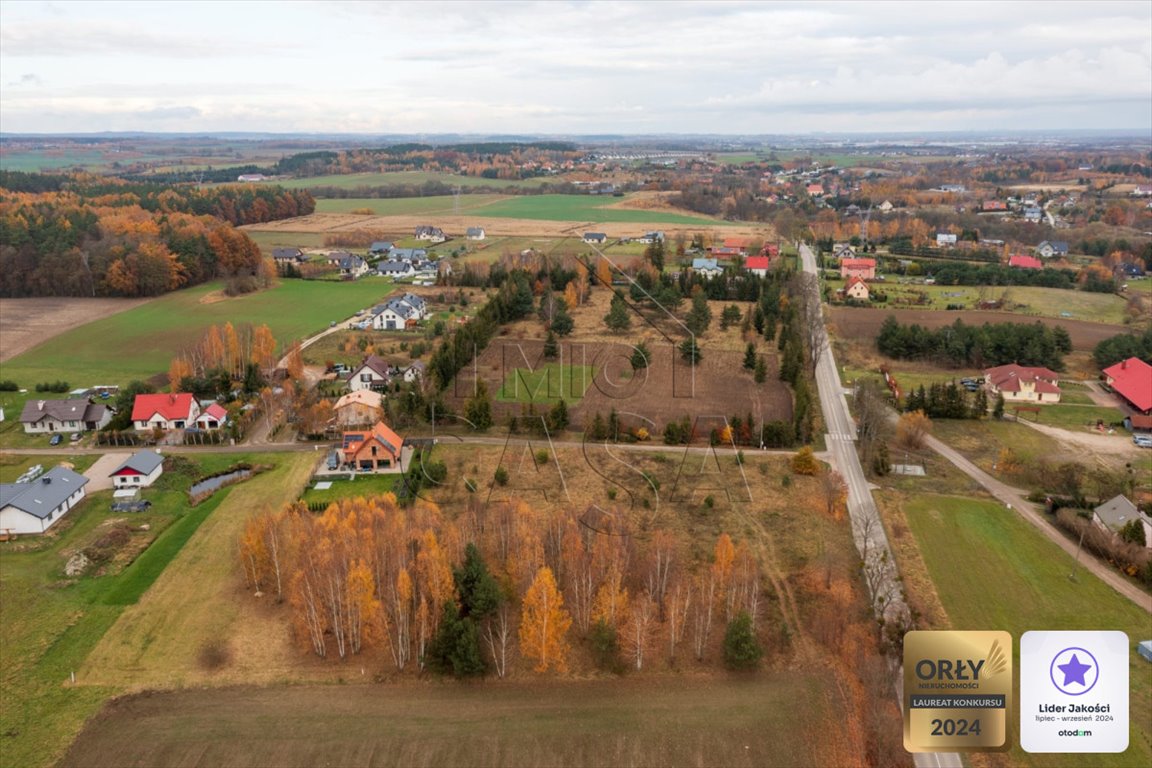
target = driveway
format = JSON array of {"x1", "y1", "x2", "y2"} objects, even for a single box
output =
[{"x1": 82, "y1": 452, "x2": 132, "y2": 492}]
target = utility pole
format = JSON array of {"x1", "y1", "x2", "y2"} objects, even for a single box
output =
[{"x1": 1068, "y1": 527, "x2": 1086, "y2": 581}]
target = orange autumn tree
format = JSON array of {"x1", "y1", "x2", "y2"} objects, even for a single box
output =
[{"x1": 519, "y1": 566, "x2": 572, "y2": 672}]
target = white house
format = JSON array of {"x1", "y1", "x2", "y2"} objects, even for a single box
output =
[
  {"x1": 583, "y1": 232, "x2": 608, "y2": 245},
  {"x1": 348, "y1": 355, "x2": 392, "y2": 392},
  {"x1": 132, "y1": 393, "x2": 201, "y2": 431},
  {"x1": 844, "y1": 276, "x2": 870, "y2": 301},
  {"x1": 691, "y1": 258, "x2": 723, "y2": 279},
  {"x1": 109, "y1": 450, "x2": 165, "y2": 489},
  {"x1": 1036, "y1": 241, "x2": 1070, "y2": 259},
  {"x1": 415, "y1": 226, "x2": 446, "y2": 243},
  {"x1": 466, "y1": 227, "x2": 486, "y2": 240},
  {"x1": 1093, "y1": 495, "x2": 1152, "y2": 549},
  {"x1": 983, "y1": 364, "x2": 1061, "y2": 404},
  {"x1": 194, "y1": 403, "x2": 228, "y2": 430},
  {"x1": 19, "y1": 399, "x2": 111, "y2": 434},
  {"x1": 402, "y1": 361, "x2": 426, "y2": 383},
  {"x1": 936, "y1": 233, "x2": 958, "y2": 247},
  {"x1": 0, "y1": 467, "x2": 89, "y2": 535},
  {"x1": 378, "y1": 260, "x2": 416, "y2": 278}
]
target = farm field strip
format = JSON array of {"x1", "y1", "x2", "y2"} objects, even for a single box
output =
[
  {"x1": 314, "y1": 194, "x2": 506, "y2": 216},
  {"x1": 901, "y1": 493, "x2": 1152, "y2": 768},
  {"x1": 277, "y1": 170, "x2": 552, "y2": 190}
]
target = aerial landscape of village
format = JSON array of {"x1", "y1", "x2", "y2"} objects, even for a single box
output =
[{"x1": 0, "y1": 2, "x2": 1150, "y2": 768}]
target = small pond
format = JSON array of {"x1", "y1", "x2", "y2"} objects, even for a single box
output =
[{"x1": 189, "y1": 468, "x2": 252, "y2": 498}]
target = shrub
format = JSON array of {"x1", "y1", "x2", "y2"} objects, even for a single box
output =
[
  {"x1": 723, "y1": 611, "x2": 763, "y2": 670},
  {"x1": 589, "y1": 618, "x2": 624, "y2": 673},
  {"x1": 493, "y1": 467, "x2": 509, "y2": 486},
  {"x1": 34, "y1": 380, "x2": 70, "y2": 393},
  {"x1": 0, "y1": 380, "x2": 18, "y2": 391},
  {"x1": 535, "y1": 450, "x2": 550, "y2": 465},
  {"x1": 607, "y1": 487, "x2": 617, "y2": 500},
  {"x1": 790, "y1": 446, "x2": 820, "y2": 475}
]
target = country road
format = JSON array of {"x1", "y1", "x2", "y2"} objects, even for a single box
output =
[{"x1": 799, "y1": 243, "x2": 962, "y2": 768}]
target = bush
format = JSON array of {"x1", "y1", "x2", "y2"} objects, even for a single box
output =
[
  {"x1": 723, "y1": 611, "x2": 763, "y2": 670},
  {"x1": 0, "y1": 380, "x2": 18, "y2": 391},
  {"x1": 35, "y1": 380, "x2": 70, "y2": 393},
  {"x1": 198, "y1": 638, "x2": 232, "y2": 671},
  {"x1": 493, "y1": 467, "x2": 509, "y2": 486},
  {"x1": 790, "y1": 446, "x2": 820, "y2": 475},
  {"x1": 535, "y1": 450, "x2": 549, "y2": 465}
]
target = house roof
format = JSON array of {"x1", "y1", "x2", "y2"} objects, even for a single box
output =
[
  {"x1": 1037, "y1": 240, "x2": 1069, "y2": 254},
  {"x1": 466, "y1": 227, "x2": 485, "y2": 236},
  {"x1": 272, "y1": 247, "x2": 304, "y2": 260},
  {"x1": 19, "y1": 399, "x2": 105, "y2": 425},
  {"x1": 583, "y1": 232, "x2": 607, "y2": 240},
  {"x1": 1008, "y1": 254, "x2": 1043, "y2": 270},
  {"x1": 337, "y1": 255, "x2": 365, "y2": 270},
  {"x1": 692, "y1": 258, "x2": 720, "y2": 270},
  {"x1": 840, "y1": 258, "x2": 876, "y2": 269},
  {"x1": 334, "y1": 389, "x2": 384, "y2": 410},
  {"x1": 353, "y1": 354, "x2": 392, "y2": 380},
  {"x1": 985, "y1": 363, "x2": 1059, "y2": 384},
  {"x1": 132, "y1": 393, "x2": 196, "y2": 422},
  {"x1": 198, "y1": 403, "x2": 228, "y2": 421},
  {"x1": 1093, "y1": 495, "x2": 1145, "y2": 531},
  {"x1": 379, "y1": 260, "x2": 413, "y2": 274},
  {"x1": 344, "y1": 421, "x2": 404, "y2": 460},
  {"x1": 0, "y1": 467, "x2": 89, "y2": 519},
  {"x1": 745, "y1": 255, "x2": 770, "y2": 270},
  {"x1": 369, "y1": 241, "x2": 394, "y2": 252},
  {"x1": 1102, "y1": 357, "x2": 1152, "y2": 413},
  {"x1": 111, "y1": 450, "x2": 164, "y2": 477},
  {"x1": 845, "y1": 276, "x2": 869, "y2": 292},
  {"x1": 723, "y1": 237, "x2": 749, "y2": 249}
]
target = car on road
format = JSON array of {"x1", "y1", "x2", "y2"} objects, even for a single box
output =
[
  {"x1": 49, "y1": 434, "x2": 62, "y2": 446},
  {"x1": 70, "y1": 432, "x2": 83, "y2": 442},
  {"x1": 1134, "y1": 435, "x2": 1152, "y2": 448}
]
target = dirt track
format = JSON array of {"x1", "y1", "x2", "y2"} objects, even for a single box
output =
[
  {"x1": 826, "y1": 306, "x2": 1126, "y2": 352},
  {"x1": 0, "y1": 297, "x2": 153, "y2": 362}
]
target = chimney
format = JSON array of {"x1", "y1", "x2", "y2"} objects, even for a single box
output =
[
  {"x1": 169, "y1": 393, "x2": 177, "y2": 404},
  {"x1": 1122, "y1": 359, "x2": 1128, "y2": 370}
]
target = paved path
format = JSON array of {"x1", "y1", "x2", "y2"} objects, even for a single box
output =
[
  {"x1": 81, "y1": 452, "x2": 131, "y2": 492},
  {"x1": 923, "y1": 433, "x2": 1152, "y2": 613}
]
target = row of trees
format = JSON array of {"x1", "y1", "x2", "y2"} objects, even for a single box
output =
[
  {"x1": 239, "y1": 496, "x2": 765, "y2": 675},
  {"x1": 1093, "y1": 327, "x2": 1152, "y2": 368},
  {"x1": 903, "y1": 382, "x2": 989, "y2": 420},
  {"x1": 877, "y1": 316, "x2": 1070, "y2": 370}
]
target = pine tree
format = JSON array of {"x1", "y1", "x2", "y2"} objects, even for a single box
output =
[
  {"x1": 754, "y1": 355, "x2": 767, "y2": 383},
  {"x1": 454, "y1": 543, "x2": 500, "y2": 620},
  {"x1": 686, "y1": 293, "x2": 712, "y2": 335},
  {"x1": 631, "y1": 341, "x2": 650, "y2": 370},
  {"x1": 604, "y1": 292, "x2": 632, "y2": 333},
  {"x1": 548, "y1": 398, "x2": 569, "y2": 432},
  {"x1": 742, "y1": 342, "x2": 756, "y2": 370},
  {"x1": 543, "y1": 330, "x2": 558, "y2": 359},
  {"x1": 464, "y1": 381, "x2": 493, "y2": 431},
  {"x1": 723, "y1": 611, "x2": 763, "y2": 670},
  {"x1": 993, "y1": 392, "x2": 1005, "y2": 420},
  {"x1": 680, "y1": 337, "x2": 702, "y2": 366},
  {"x1": 550, "y1": 302, "x2": 574, "y2": 337}
]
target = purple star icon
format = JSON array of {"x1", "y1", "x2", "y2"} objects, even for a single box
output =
[
  {"x1": 1049, "y1": 647, "x2": 1099, "y2": 696},
  {"x1": 1057, "y1": 654, "x2": 1092, "y2": 687}
]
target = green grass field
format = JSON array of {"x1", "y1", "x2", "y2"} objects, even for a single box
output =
[
  {"x1": 277, "y1": 171, "x2": 551, "y2": 190},
  {"x1": 301, "y1": 473, "x2": 397, "y2": 506},
  {"x1": 0, "y1": 149, "x2": 116, "y2": 171},
  {"x1": 903, "y1": 494, "x2": 1152, "y2": 768},
  {"x1": 496, "y1": 363, "x2": 595, "y2": 404},
  {"x1": 2, "y1": 280, "x2": 395, "y2": 387},
  {"x1": 1023, "y1": 403, "x2": 1128, "y2": 431},
  {"x1": 314, "y1": 194, "x2": 505, "y2": 216},
  {"x1": 472, "y1": 194, "x2": 729, "y2": 225}
]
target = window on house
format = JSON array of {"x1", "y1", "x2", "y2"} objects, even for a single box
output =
[{"x1": 361, "y1": 374, "x2": 372, "y2": 382}]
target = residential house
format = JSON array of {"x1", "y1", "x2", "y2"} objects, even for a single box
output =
[
  {"x1": 333, "y1": 389, "x2": 384, "y2": 427},
  {"x1": 109, "y1": 450, "x2": 165, "y2": 489},
  {"x1": 414, "y1": 225, "x2": 446, "y2": 243},
  {"x1": 336, "y1": 255, "x2": 369, "y2": 280},
  {"x1": 583, "y1": 232, "x2": 608, "y2": 245},
  {"x1": 839, "y1": 258, "x2": 876, "y2": 280},
  {"x1": 1022, "y1": 207, "x2": 1043, "y2": 222},
  {"x1": 389, "y1": 248, "x2": 427, "y2": 262},
  {"x1": 1116, "y1": 262, "x2": 1145, "y2": 279},
  {"x1": 938, "y1": 184, "x2": 966, "y2": 193},
  {"x1": 762, "y1": 243, "x2": 780, "y2": 260},
  {"x1": 194, "y1": 403, "x2": 228, "y2": 430},
  {"x1": 1092, "y1": 495, "x2": 1151, "y2": 548},
  {"x1": 466, "y1": 227, "x2": 486, "y2": 241},
  {"x1": 0, "y1": 467, "x2": 89, "y2": 535},
  {"x1": 981, "y1": 200, "x2": 1008, "y2": 212},
  {"x1": 347, "y1": 355, "x2": 392, "y2": 392},
  {"x1": 1102, "y1": 357, "x2": 1152, "y2": 415},
  {"x1": 744, "y1": 255, "x2": 770, "y2": 277},
  {"x1": 271, "y1": 247, "x2": 307, "y2": 264},
  {"x1": 372, "y1": 301, "x2": 419, "y2": 331},
  {"x1": 877, "y1": 200, "x2": 894, "y2": 213},
  {"x1": 833, "y1": 243, "x2": 856, "y2": 260},
  {"x1": 710, "y1": 246, "x2": 743, "y2": 259},
  {"x1": 1008, "y1": 254, "x2": 1043, "y2": 270},
  {"x1": 132, "y1": 393, "x2": 201, "y2": 431},
  {"x1": 1036, "y1": 241, "x2": 1069, "y2": 259},
  {"x1": 237, "y1": 174, "x2": 266, "y2": 183},
  {"x1": 326, "y1": 250, "x2": 354, "y2": 266},
  {"x1": 983, "y1": 363, "x2": 1062, "y2": 404},
  {"x1": 844, "y1": 276, "x2": 870, "y2": 301},
  {"x1": 936, "y1": 233, "x2": 958, "y2": 247},
  {"x1": 378, "y1": 260, "x2": 416, "y2": 278},
  {"x1": 369, "y1": 241, "x2": 394, "y2": 256},
  {"x1": 19, "y1": 399, "x2": 110, "y2": 434},
  {"x1": 691, "y1": 258, "x2": 723, "y2": 279},
  {"x1": 1131, "y1": 185, "x2": 1152, "y2": 197},
  {"x1": 342, "y1": 421, "x2": 405, "y2": 470},
  {"x1": 636, "y1": 231, "x2": 665, "y2": 244},
  {"x1": 401, "y1": 361, "x2": 426, "y2": 384},
  {"x1": 805, "y1": 183, "x2": 824, "y2": 196}
]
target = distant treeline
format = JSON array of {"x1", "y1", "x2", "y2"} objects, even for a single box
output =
[
  {"x1": 0, "y1": 173, "x2": 309, "y2": 297},
  {"x1": 877, "y1": 316, "x2": 1070, "y2": 370}
]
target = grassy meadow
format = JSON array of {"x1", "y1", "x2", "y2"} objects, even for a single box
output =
[
  {"x1": 902, "y1": 494, "x2": 1152, "y2": 768},
  {"x1": 278, "y1": 170, "x2": 553, "y2": 190},
  {"x1": 496, "y1": 363, "x2": 596, "y2": 404},
  {"x1": 314, "y1": 194, "x2": 505, "y2": 216},
  {"x1": 472, "y1": 194, "x2": 729, "y2": 225},
  {"x1": 2, "y1": 280, "x2": 395, "y2": 387}
]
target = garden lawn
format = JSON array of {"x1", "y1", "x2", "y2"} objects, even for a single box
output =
[
  {"x1": 472, "y1": 194, "x2": 730, "y2": 225},
  {"x1": 1, "y1": 280, "x2": 395, "y2": 387},
  {"x1": 903, "y1": 494, "x2": 1152, "y2": 768},
  {"x1": 1025, "y1": 403, "x2": 1128, "y2": 431},
  {"x1": 301, "y1": 473, "x2": 397, "y2": 507},
  {"x1": 496, "y1": 363, "x2": 595, "y2": 404}
]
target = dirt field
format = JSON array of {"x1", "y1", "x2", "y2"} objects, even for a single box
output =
[
  {"x1": 243, "y1": 212, "x2": 769, "y2": 241},
  {"x1": 59, "y1": 675, "x2": 835, "y2": 768},
  {"x1": 826, "y1": 306, "x2": 1126, "y2": 352},
  {"x1": 0, "y1": 297, "x2": 153, "y2": 363}
]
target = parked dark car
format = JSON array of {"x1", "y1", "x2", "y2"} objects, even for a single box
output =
[{"x1": 49, "y1": 434, "x2": 62, "y2": 446}]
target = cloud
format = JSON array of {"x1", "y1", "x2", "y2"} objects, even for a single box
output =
[{"x1": 136, "y1": 105, "x2": 202, "y2": 121}]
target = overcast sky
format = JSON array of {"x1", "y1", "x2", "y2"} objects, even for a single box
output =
[{"x1": 2, "y1": 0, "x2": 1150, "y2": 135}]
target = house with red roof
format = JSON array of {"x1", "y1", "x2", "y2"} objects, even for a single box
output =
[
  {"x1": 844, "y1": 276, "x2": 870, "y2": 301},
  {"x1": 195, "y1": 403, "x2": 228, "y2": 430},
  {"x1": 132, "y1": 393, "x2": 201, "y2": 431},
  {"x1": 984, "y1": 363, "x2": 1062, "y2": 404},
  {"x1": 1102, "y1": 357, "x2": 1152, "y2": 415},
  {"x1": 342, "y1": 421, "x2": 405, "y2": 470},
  {"x1": 840, "y1": 258, "x2": 876, "y2": 280},
  {"x1": 745, "y1": 255, "x2": 771, "y2": 277},
  {"x1": 1008, "y1": 254, "x2": 1042, "y2": 270},
  {"x1": 806, "y1": 183, "x2": 824, "y2": 196},
  {"x1": 710, "y1": 245, "x2": 743, "y2": 259}
]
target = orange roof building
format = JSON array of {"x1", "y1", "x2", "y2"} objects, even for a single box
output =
[{"x1": 342, "y1": 421, "x2": 405, "y2": 470}]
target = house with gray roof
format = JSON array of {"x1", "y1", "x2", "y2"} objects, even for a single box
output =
[
  {"x1": 583, "y1": 232, "x2": 608, "y2": 245},
  {"x1": 1093, "y1": 495, "x2": 1152, "y2": 548},
  {"x1": 369, "y1": 241, "x2": 395, "y2": 256},
  {"x1": 691, "y1": 257, "x2": 723, "y2": 279},
  {"x1": 378, "y1": 260, "x2": 415, "y2": 277},
  {"x1": 389, "y1": 248, "x2": 428, "y2": 262},
  {"x1": 272, "y1": 247, "x2": 307, "y2": 263},
  {"x1": 0, "y1": 466, "x2": 89, "y2": 535},
  {"x1": 1036, "y1": 241, "x2": 1070, "y2": 259},
  {"x1": 109, "y1": 450, "x2": 165, "y2": 489},
  {"x1": 336, "y1": 255, "x2": 369, "y2": 280},
  {"x1": 466, "y1": 227, "x2": 486, "y2": 240},
  {"x1": 19, "y1": 399, "x2": 110, "y2": 434},
  {"x1": 415, "y1": 225, "x2": 446, "y2": 242}
]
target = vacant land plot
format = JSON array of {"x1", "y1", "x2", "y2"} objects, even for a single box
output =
[
  {"x1": 278, "y1": 170, "x2": 552, "y2": 190},
  {"x1": 1, "y1": 281, "x2": 395, "y2": 387},
  {"x1": 901, "y1": 494, "x2": 1152, "y2": 768},
  {"x1": 496, "y1": 362, "x2": 595, "y2": 404},
  {"x1": 0, "y1": 297, "x2": 155, "y2": 363},
  {"x1": 60, "y1": 674, "x2": 833, "y2": 768},
  {"x1": 827, "y1": 306, "x2": 1125, "y2": 352},
  {"x1": 472, "y1": 194, "x2": 726, "y2": 225}
]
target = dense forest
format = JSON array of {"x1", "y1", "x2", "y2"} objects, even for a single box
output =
[
  {"x1": 0, "y1": 173, "x2": 313, "y2": 297},
  {"x1": 876, "y1": 316, "x2": 1071, "y2": 369}
]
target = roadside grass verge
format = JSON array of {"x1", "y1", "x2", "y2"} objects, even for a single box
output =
[{"x1": 902, "y1": 493, "x2": 1152, "y2": 768}]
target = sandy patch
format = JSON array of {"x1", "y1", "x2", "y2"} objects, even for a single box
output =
[{"x1": 0, "y1": 297, "x2": 154, "y2": 363}]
